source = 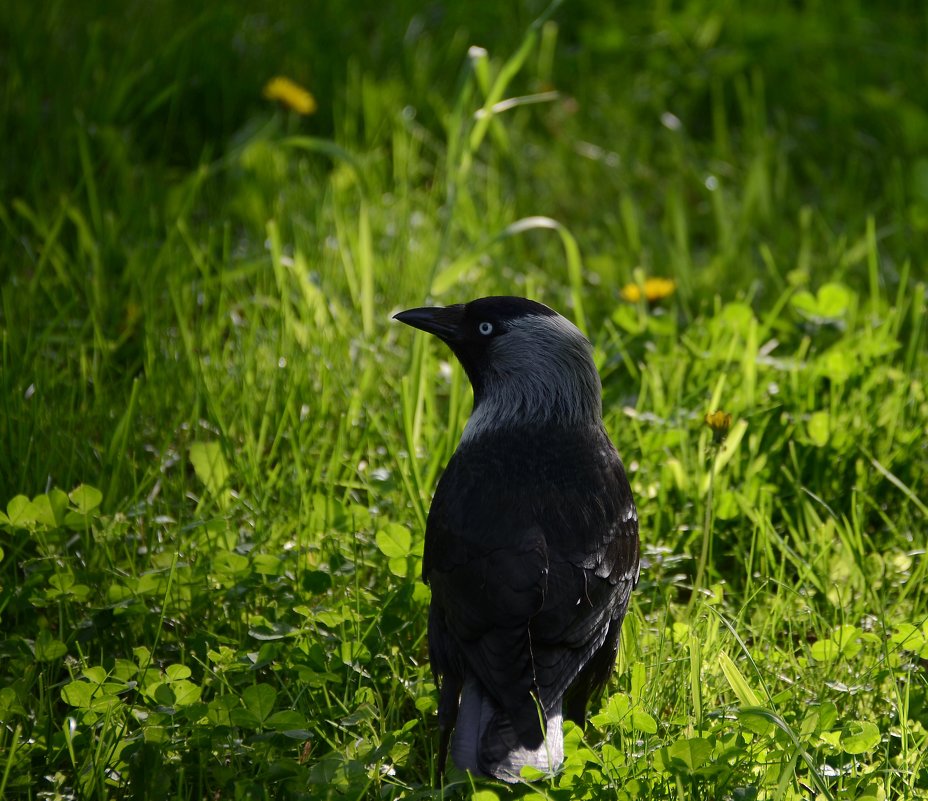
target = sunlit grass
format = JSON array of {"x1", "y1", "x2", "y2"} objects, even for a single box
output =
[{"x1": 1, "y1": 1, "x2": 927, "y2": 799}]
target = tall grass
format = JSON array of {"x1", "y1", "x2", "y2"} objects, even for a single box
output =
[{"x1": 1, "y1": 1, "x2": 927, "y2": 799}]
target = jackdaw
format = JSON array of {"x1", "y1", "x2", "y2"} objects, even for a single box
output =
[{"x1": 395, "y1": 296, "x2": 639, "y2": 782}]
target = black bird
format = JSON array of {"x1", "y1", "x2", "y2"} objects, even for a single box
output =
[{"x1": 394, "y1": 296, "x2": 639, "y2": 782}]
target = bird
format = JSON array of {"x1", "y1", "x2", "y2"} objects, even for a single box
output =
[{"x1": 394, "y1": 296, "x2": 640, "y2": 783}]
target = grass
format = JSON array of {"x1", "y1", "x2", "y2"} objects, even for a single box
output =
[{"x1": 1, "y1": 1, "x2": 927, "y2": 798}]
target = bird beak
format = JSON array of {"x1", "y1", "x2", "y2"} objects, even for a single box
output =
[{"x1": 393, "y1": 305, "x2": 464, "y2": 340}]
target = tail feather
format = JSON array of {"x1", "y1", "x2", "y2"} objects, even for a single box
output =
[{"x1": 450, "y1": 675, "x2": 564, "y2": 783}]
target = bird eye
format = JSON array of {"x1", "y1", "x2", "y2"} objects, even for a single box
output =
[{"x1": 477, "y1": 321, "x2": 494, "y2": 336}]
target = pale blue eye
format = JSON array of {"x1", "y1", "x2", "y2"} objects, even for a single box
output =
[{"x1": 478, "y1": 321, "x2": 494, "y2": 336}]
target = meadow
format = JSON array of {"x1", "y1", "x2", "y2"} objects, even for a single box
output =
[{"x1": 1, "y1": 1, "x2": 927, "y2": 798}]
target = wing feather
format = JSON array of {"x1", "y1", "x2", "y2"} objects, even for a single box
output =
[{"x1": 424, "y1": 424, "x2": 639, "y2": 772}]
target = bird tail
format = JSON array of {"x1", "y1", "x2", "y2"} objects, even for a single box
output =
[{"x1": 450, "y1": 675, "x2": 564, "y2": 783}]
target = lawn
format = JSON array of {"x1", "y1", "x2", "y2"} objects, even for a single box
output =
[{"x1": 1, "y1": 1, "x2": 927, "y2": 799}]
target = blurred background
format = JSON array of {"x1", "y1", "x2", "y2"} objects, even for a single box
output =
[{"x1": 3, "y1": 0, "x2": 926, "y2": 495}]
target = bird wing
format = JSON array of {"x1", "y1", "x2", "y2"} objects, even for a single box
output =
[{"x1": 424, "y1": 425, "x2": 639, "y2": 749}]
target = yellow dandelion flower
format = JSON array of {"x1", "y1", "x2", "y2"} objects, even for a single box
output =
[
  {"x1": 263, "y1": 76, "x2": 317, "y2": 115},
  {"x1": 620, "y1": 277, "x2": 677, "y2": 303},
  {"x1": 705, "y1": 410, "x2": 733, "y2": 442},
  {"x1": 705, "y1": 409, "x2": 732, "y2": 430}
]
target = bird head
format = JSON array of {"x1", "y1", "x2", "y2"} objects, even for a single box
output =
[{"x1": 394, "y1": 296, "x2": 602, "y2": 441}]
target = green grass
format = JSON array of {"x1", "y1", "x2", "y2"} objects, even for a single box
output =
[{"x1": 2, "y1": 1, "x2": 928, "y2": 799}]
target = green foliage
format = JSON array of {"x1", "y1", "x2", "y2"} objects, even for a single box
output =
[{"x1": 2, "y1": 0, "x2": 928, "y2": 799}]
